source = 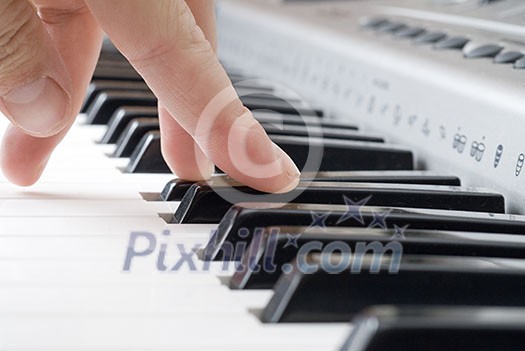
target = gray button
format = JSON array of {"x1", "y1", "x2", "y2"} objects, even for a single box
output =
[
  {"x1": 514, "y1": 57, "x2": 525, "y2": 69},
  {"x1": 494, "y1": 51, "x2": 523, "y2": 64},
  {"x1": 395, "y1": 27, "x2": 426, "y2": 38},
  {"x1": 360, "y1": 17, "x2": 389, "y2": 29},
  {"x1": 434, "y1": 36, "x2": 470, "y2": 50},
  {"x1": 377, "y1": 22, "x2": 407, "y2": 33},
  {"x1": 464, "y1": 44, "x2": 503, "y2": 58},
  {"x1": 414, "y1": 31, "x2": 447, "y2": 45}
]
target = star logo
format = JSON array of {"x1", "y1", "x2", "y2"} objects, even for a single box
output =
[
  {"x1": 369, "y1": 209, "x2": 392, "y2": 229},
  {"x1": 391, "y1": 224, "x2": 409, "y2": 240},
  {"x1": 283, "y1": 233, "x2": 301, "y2": 249},
  {"x1": 309, "y1": 211, "x2": 331, "y2": 230},
  {"x1": 337, "y1": 195, "x2": 372, "y2": 225}
]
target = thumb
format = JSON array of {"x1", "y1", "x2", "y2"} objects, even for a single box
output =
[{"x1": 0, "y1": 0, "x2": 72, "y2": 137}]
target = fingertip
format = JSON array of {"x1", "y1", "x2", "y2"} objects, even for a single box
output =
[
  {"x1": 272, "y1": 172, "x2": 301, "y2": 194},
  {"x1": 171, "y1": 158, "x2": 215, "y2": 181},
  {"x1": 0, "y1": 151, "x2": 47, "y2": 187},
  {"x1": 262, "y1": 145, "x2": 301, "y2": 193},
  {"x1": 0, "y1": 125, "x2": 51, "y2": 186}
]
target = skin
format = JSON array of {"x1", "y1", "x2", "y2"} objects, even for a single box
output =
[{"x1": 0, "y1": 0, "x2": 301, "y2": 193}]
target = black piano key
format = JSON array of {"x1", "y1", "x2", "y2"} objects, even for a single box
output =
[
  {"x1": 202, "y1": 203, "x2": 525, "y2": 261},
  {"x1": 100, "y1": 106, "x2": 159, "y2": 144},
  {"x1": 92, "y1": 65, "x2": 143, "y2": 81},
  {"x1": 234, "y1": 86, "x2": 276, "y2": 96},
  {"x1": 341, "y1": 306, "x2": 525, "y2": 351},
  {"x1": 96, "y1": 58, "x2": 134, "y2": 69},
  {"x1": 174, "y1": 182, "x2": 503, "y2": 224},
  {"x1": 254, "y1": 111, "x2": 358, "y2": 130},
  {"x1": 98, "y1": 50, "x2": 127, "y2": 63},
  {"x1": 241, "y1": 96, "x2": 323, "y2": 117},
  {"x1": 126, "y1": 131, "x2": 170, "y2": 173},
  {"x1": 228, "y1": 73, "x2": 251, "y2": 83},
  {"x1": 85, "y1": 90, "x2": 157, "y2": 125},
  {"x1": 261, "y1": 254, "x2": 525, "y2": 322},
  {"x1": 160, "y1": 171, "x2": 461, "y2": 202},
  {"x1": 263, "y1": 124, "x2": 383, "y2": 142},
  {"x1": 101, "y1": 112, "x2": 375, "y2": 143},
  {"x1": 230, "y1": 226, "x2": 525, "y2": 290},
  {"x1": 238, "y1": 92, "x2": 302, "y2": 104},
  {"x1": 99, "y1": 40, "x2": 126, "y2": 59},
  {"x1": 82, "y1": 80, "x2": 150, "y2": 113},
  {"x1": 112, "y1": 118, "x2": 160, "y2": 158},
  {"x1": 232, "y1": 80, "x2": 275, "y2": 93},
  {"x1": 270, "y1": 135, "x2": 414, "y2": 172},
  {"x1": 116, "y1": 127, "x2": 411, "y2": 177}
]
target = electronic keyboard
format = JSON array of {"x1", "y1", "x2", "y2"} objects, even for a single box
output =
[
  {"x1": 217, "y1": 0, "x2": 525, "y2": 213},
  {"x1": 2, "y1": 0, "x2": 525, "y2": 350}
]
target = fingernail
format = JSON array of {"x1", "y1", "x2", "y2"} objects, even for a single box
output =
[
  {"x1": 208, "y1": 160, "x2": 216, "y2": 177},
  {"x1": 273, "y1": 143, "x2": 301, "y2": 193},
  {"x1": 2, "y1": 77, "x2": 69, "y2": 136},
  {"x1": 199, "y1": 159, "x2": 215, "y2": 179}
]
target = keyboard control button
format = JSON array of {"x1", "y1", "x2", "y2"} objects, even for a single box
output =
[
  {"x1": 377, "y1": 22, "x2": 407, "y2": 33},
  {"x1": 360, "y1": 17, "x2": 389, "y2": 29},
  {"x1": 395, "y1": 26, "x2": 425, "y2": 38},
  {"x1": 464, "y1": 44, "x2": 503, "y2": 58},
  {"x1": 514, "y1": 57, "x2": 525, "y2": 69},
  {"x1": 414, "y1": 31, "x2": 447, "y2": 44},
  {"x1": 434, "y1": 36, "x2": 470, "y2": 50},
  {"x1": 494, "y1": 51, "x2": 524, "y2": 64}
]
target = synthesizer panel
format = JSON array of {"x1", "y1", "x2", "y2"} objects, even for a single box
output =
[{"x1": 217, "y1": 0, "x2": 525, "y2": 213}]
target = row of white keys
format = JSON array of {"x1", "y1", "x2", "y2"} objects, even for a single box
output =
[{"x1": 0, "y1": 118, "x2": 351, "y2": 350}]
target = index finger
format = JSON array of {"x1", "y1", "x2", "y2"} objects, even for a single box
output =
[{"x1": 84, "y1": 0, "x2": 300, "y2": 193}]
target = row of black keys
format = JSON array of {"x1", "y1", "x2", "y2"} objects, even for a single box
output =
[
  {"x1": 84, "y1": 52, "x2": 414, "y2": 174},
  {"x1": 160, "y1": 174, "x2": 525, "y2": 317},
  {"x1": 159, "y1": 173, "x2": 525, "y2": 348},
  {"x1": 87, "y1": 51, "x2": 525, "y2": 349}
]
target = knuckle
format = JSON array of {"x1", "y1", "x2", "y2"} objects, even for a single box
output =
[
  {"x1": 129, "y1": 0, "x2": 213, "y2": 69},
  {"x1": 194, "y1": 101, "x2": 246, "y2": 156},
  {"x1": 0, "y1": 1, "x2": 40, "y2": 82},
  {"x1": 37, "y1": 2, "x2": 90, "y2": 26}
]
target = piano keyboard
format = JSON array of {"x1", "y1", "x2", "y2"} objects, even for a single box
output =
[{"x1": 2, "y1": 0, "x2": 525, "y2": 350}]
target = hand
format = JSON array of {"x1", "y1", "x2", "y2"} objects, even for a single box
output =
[{"x1": 0, "y1": 0, "x2": 301, "y2": 193}]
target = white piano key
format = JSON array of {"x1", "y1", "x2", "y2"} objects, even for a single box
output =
[
  {"x1": 0, "y1": 236, "x2": 219, "y2": 262},
  {"x1": 0, "y1": 183, "x2": 147, "y2": 200},
  {"x1": 0, "y1": 285, "x2": 252, "y2": 314},
  {"x1": 0, "y1": 260, "x2": 236, "y2": 284},
  {"x1": 0, "y1": 216, "x2": 215, "y2": 237},
  {"x1": 0, "y1": 88, "x2": 352, "y2": 351},
  {"x1": 0, "y1": 315, "x2": 350, "y2": 350},
  {"x1": 0, "y1": 216, "x2": 167, "y2": 236},
  {"x1": 0, "y1": 199, "x2": 163, "y2": 217}
]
